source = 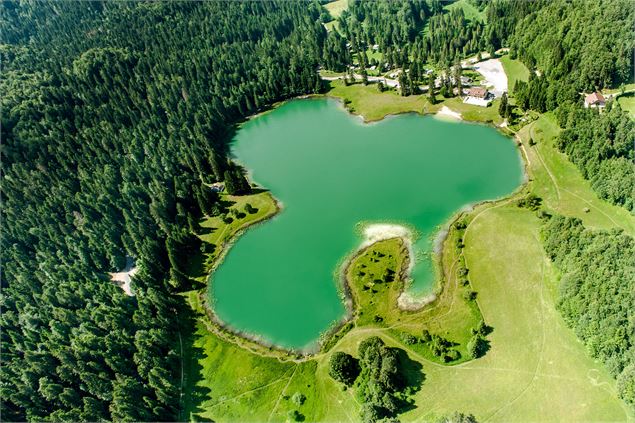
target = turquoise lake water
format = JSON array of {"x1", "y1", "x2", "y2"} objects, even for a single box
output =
[{"x1": 209, "y1": 98, "x2": 523, "y2": 349}]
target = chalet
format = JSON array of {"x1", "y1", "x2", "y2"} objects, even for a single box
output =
[
  {"x1": 584, "y1": 92, "x2": 606, "y2": 108},
  {"x1": 210, "y1": 182, "x2": 225, "y2": 193},
  {"x1": 467, "y1": 86, "x2": 489, "y2": 99},
  {"x1": 463, "y1": 86, "x2": 492, "y2": 107}
]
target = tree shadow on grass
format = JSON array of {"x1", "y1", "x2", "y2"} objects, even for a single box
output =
[
  {"x1": 392, "y1": 347, "x2": 426, "y2": 414},
  {"x1": 480, "y1": 323, "x2": 494, "y2": 337},
  {"x1": 476, "y1": 337, "x2": 491, "y2": 358},
  {"x1": 179, "y1": 306, "x2": 214, "y2": 422}
]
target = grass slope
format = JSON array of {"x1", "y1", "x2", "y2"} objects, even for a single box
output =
[
  {"x1": 325, "y1": 80, "x2": 503, "y2": 125},
  {"x1": 617, "y1": 92, "x2": 635, "y2": 117},
  {"x1": 323, "y1": 0, "x2": 348, "y2": 32},
  {"x1": 345, "y1": 237, "x2": 482, "y2": 365},
  {"x1": 517, "y1": 114, "x2": 635, "y2": 236},
  {"x1": 326, "y1": 80, "x2": 432, "y2": 122},
  {"x1": 199, "y1": 192, "x2": 278, "y2": 251},
  {"x1": 500, "y1": 55, "x2": 530, "y2": 92},
  {"x1": 324, "y1": 0, "x2": 347, "y2": 20},
  {"x1": 443, "y1": 0, "x2": 486, "y2": 22}
]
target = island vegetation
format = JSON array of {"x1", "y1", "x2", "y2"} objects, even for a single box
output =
[{"x1": 1, "y1": 0, "x2": 634, "y2": 421}]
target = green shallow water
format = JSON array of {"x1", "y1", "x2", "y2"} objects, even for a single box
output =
[{"x1": 209, "y1": 98, "x2": 523, "y2": 349}]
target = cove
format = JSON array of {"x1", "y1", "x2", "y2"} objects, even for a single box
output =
[{"x1": 209, "y1": 98, "x2": 523, "y2": 349}]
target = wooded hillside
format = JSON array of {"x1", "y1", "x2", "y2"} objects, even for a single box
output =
[
  {"x1": 542, "y1": 216, "x2": 634, "y2": 407},
  {"x1": 0, "y1": 2, "x2": 324, "y2": 420}
]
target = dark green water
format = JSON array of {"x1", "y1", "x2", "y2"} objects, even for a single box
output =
[{"x1": 210, "y1": 98, "x2": 523, "y2": 349}]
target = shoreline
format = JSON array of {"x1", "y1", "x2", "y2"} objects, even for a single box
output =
[
  {"x1": 196, "y1": 193, "x2": 319, "y2": 357},
  {"x1": 198, "y1": 92, "x2": 531, "y2": 359},
  {"x1": 434, "y1": 105, "x2": 463, "y2": 121}
]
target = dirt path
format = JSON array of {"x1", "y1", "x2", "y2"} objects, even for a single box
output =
[
  {"x1": 267, "y1": 366, "x2": 298, "y2": 422},
  {"x1": 211, "y1": 368, "x2": 293, "y2": 408}
]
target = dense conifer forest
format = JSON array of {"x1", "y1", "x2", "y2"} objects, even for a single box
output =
[
  {"x1": 508, "y1": 0, "x2": 634, "y2": 113},
  {"x1": 1, "y1": 0, "x2": 634, "y2": 420},
  {"x1": 1, "y1": 2, "x2": 323, "y2": 420}
]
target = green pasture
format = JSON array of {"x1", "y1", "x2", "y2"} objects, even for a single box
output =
[
  {"x1": 179, "y1": 60, "x2": 635, "y2": 422},
  {"x1": 500, "y1": 55, "x2": 530, "y2": 92}
]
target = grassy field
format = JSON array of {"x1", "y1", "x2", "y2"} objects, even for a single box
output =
[
  {"x1": 325, "y1": 79, "x2": 504, "y2": 125},
  {"x1": 181, "y1": 125, "x2": 635, "y2": 420},
  {"x1": 197, "y1": 192, "x2": 278, "y2": 269},
  {"x1": 326, "y1": 80, "x2": 435, "y2": 122},
  {"x1": 324, "y1": 0, "x2": 347, "y2": 20},
  {"x1": 326, "y1": 206, "x2": 631, "y2": 422},
  {"x1": 323, "y1": 0, "x2": 347, "y2": 32},
  {"x1": 500, "y1": 55, "x2": 530, "y2": 92},
  {"x1": 604, "y1": 83, "x2": 635, "y2": 95},
  {"x1": 517, "y1": 114, "x2": 635, "y2": 236},
  {"x1": 443, "y1": 96, "x2": 503, "y2": 124},
  {"x1": 180, "y1": 64, "x2": 635, "y2": 421},
  {"x1": 617, "y1": 92, "x2": 635, "y2": 117},
  {"x1": 443, "y1": 0, "x2": 486, "y2": 22},
  {"x1": 345, "y1": 236, "x2": 483, "y2": 365}
]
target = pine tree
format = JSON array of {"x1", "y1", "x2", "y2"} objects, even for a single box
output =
[{"x1": 499, "y1": 92, "x2": 508, "y2": 118}]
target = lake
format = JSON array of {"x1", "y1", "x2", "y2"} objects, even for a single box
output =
[{"x1": 209, "y1": 98, "x2": 523, "y2": 349}]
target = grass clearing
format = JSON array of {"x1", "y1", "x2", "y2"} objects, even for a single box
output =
[
  {"x1": 500, "y1": 55, "x2": 529, "y2": 92},
  {"x1": 444, "y1": 0, "x2": 486, "y2": 22},
  {"x1": 325, "y1": 80, "x2": 504, "y2": 125},
  {"x1": 324, "y1": 0, "x2": 347, "y2": 20},
  {"x1": 443, "y1": 97, "x2": 503, "y2": 124},
  {"x1": 181, "y1": 294, "x2": 294, "y2": 422},
  {"x1": 198, "y1": 191, "x2": 278, "y2": 268},
  {"x1": 323, "y1": 0, "x2": 348, "y2": 32},
  {"x1": 517, "y1": 114, "x2": 635, "y2": 235},
  {"x1": 617, "y1": 92, "x2": 635, "y2": 117},
  {"x1": 324, "y1": 20, "x2": 337, "y2": 32},
  {"x1": 319, "y1": 69, "x2": 345, "y2": 78},
  {"x1": 326, "y1": 80, "x2": 435, "y2": 122},
  {"x1": 604, "y1": 83, "x2": 635, "y2": 94}
]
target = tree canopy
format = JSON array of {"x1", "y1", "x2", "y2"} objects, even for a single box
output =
[
  {"x1": 542, "y1": 216, "x2": 634, "y2": 406},
  {"x1": 1, "y1": 1, "x2": 325, "y2": 420}
]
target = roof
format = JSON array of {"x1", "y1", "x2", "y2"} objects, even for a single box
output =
[
  {"x1": 585, "y1": 92, "x2": 605, "y2": 104},
  {"x1": 468, "y1": 87, "x2": 488, "y2": 98}
]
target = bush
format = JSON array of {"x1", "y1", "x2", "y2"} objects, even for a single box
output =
[
  {"x1": 516, "y1": 193, "x2": 542, "y2": 210},
  {"x1": 291, "y1": 392, "x2": 306, "y2": 406},
  {"x1": 287, "y1": 409, "x2": 303, "y2": 422},
  {"x1": 328, "y1": 351, "x2": 360, "y2": 386},
  {"x1": 467, "y1": 335, "x2": 486, "y2": 359},
  {"x1": 244, "y1": 203, "x2": 258, "y2": 214},
  {"x1": 463, "y1": 290, "x2": 477, "y2": 301},
  {"x1": 454, "y1": 219, "x2": 467, "y2": 230},
  {"x1": 444, "y1": 349, "x2": 461, "y2": 362},
  {"x1": 401, "y1": 333, "x2": 418, "y2": 345},
  {"x1": 436, "y1": 411, "x2": 479, "y2": 423}
]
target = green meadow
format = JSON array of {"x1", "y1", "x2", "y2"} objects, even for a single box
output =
[{"x1": 180, "y1": 64, "x2": 635, "y2": 422}]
